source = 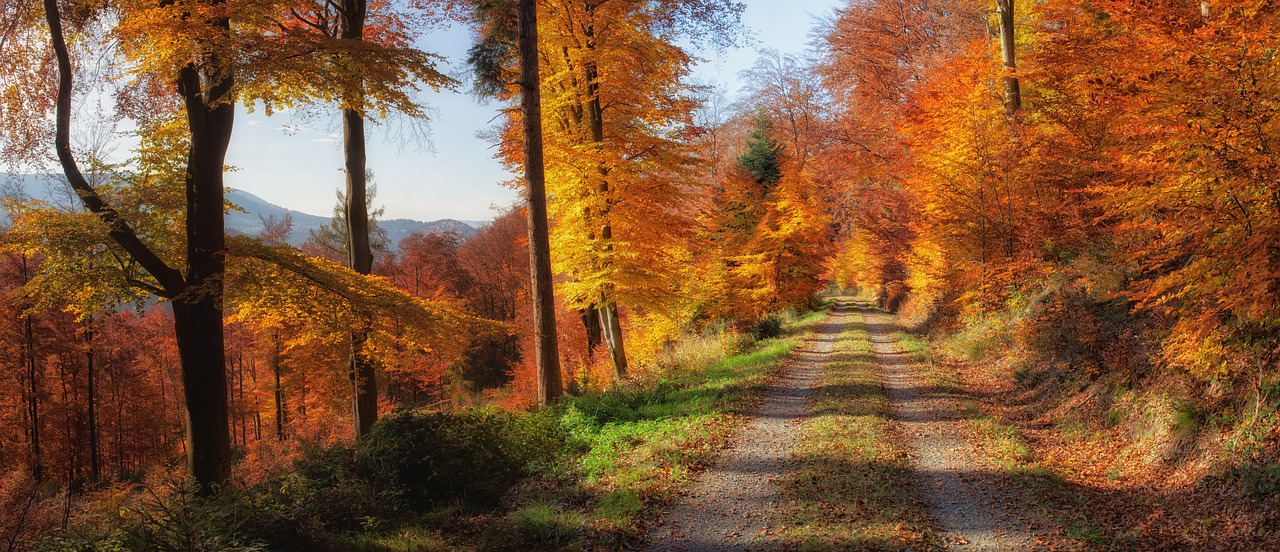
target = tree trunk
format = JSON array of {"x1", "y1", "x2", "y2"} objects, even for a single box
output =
[
  {"x1": 85, "y1": 320, "x2": 99, "y2": 483},
  {"x1": 580, "y1": 308, "x2": 603, "y2": 356},
  {"x1": 273, "y1": 330, "x2": 286, "y2": 441},
  {"x1": 582, "y1": 18, "x2": 628, "y2": 379},
  {"x1": 171, "y1": 299, "x2": 231, "y2": 492},
  {"x1": 341, "y1": 0, "x2": 378, "y2": 439},
  {"x1": 44, "y1": 0, "x2": 234, "y2": 496},
  {"x1": 996, "y1": 0, "x2": 1020, "y2": 116},
  {"x1": 174, "y1": 21, "x2": 235, "y2": 489},
  {"x1": 518, "y1": 0, "x2": 563, "y2": 405},
  {"x1": 24, "y1": 311, "x2": 41, "y2": 483},
  {"x1": 598, "y1": 302, "x2": 627, "y2": 379}
]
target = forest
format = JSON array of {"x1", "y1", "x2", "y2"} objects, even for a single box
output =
[{"x1": 0, "y1": 0, "x2": 1278, "y2": 549}]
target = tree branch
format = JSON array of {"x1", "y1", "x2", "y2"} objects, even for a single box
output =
[{"x1": 43, "y1": 0, "x2": 185, "y2": 298}]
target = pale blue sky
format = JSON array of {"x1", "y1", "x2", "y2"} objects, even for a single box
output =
[{"x1": 225, "y1": 0, "x2": 843, "y2": 222}]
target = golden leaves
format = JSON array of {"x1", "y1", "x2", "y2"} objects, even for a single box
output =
[{"x1": 226, "y1": 235, "x2": 507, "y2": 363}]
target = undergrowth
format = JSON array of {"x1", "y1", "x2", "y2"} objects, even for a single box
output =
[
  {"x1": 489, "y1": 306, "x2": 829, "y2": 549},
  {"x1": 34, "y1": 305, "x2": 830, "y2": 552},
  {"x1": 917, "y1": 282, "x2": 1280, "y2": 548}
]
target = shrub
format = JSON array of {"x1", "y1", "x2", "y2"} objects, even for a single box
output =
[
  {"x1": 238, "y1": 409, "x2": 564, "y2": 549},
  {"x1": 748, "y1": 314, "x2": 784, "y2": 341},
  {"x1": 1019, "y1": 286, "x2": 1137, "y2": 380},
  {"x1": 354, "y1": 408, "x2": 565, "y2": 510}
]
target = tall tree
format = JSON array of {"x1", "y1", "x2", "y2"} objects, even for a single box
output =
[
  {"x1": 340, "y1": 0, "x2": 378, "y2": 437},
  {"x1": 516, "y1": 0, "x2": 563, "y2": 404},
  {"x1": 243, "y1": 0, "x2": 458, "y2": 435},
  {"x1": 527, "y1": 0, "x2": 743, "y2": 379},
  {"x1": 469, "y1": 0, "x2": 564, "y2": 404},
  {"x1": 37, "y1": 0, "x2": 235, "y2": 493}
]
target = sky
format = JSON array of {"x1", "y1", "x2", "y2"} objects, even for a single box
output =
[{"x1": 223, "y1": 0, "x2": 845, "y2": 223}]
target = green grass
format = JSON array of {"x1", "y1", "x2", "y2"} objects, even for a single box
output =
[
  {"x1": 775, "y1": 309, "x2": 936, "y2": 550},
  {"x1": 476, "y1": 307, "x2": 830, "y2": 549}
]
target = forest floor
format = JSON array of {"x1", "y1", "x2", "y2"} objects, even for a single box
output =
[{"x1": 640, "y1": 299, "x2": 1071, "y2": 550}]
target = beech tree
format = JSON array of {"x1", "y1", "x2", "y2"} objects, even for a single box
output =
[
  {"x1": 469, "y1": 0, "x2": 564, "y2": 404},
  {"x1": 21, "y1": 0, "x2": 237, "y2": 493}
]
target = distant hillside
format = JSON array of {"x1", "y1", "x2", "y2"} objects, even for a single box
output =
[
  {"x1": 1, "y1": 174, "x2": 479, "y2": 248},
  {"x1": 224, "y1": 189, "x2": 478, "y2": 247}
]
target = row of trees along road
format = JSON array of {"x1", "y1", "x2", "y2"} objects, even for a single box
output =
[{"x1": 0, "y1": 0, "x2": 860, "y2": 499}]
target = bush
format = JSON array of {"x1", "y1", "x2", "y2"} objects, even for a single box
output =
[
  {"x1": 1019, "y1": 286, "x2": 1139, "y2": 381},
  {"x1": 748, "y1": 314, "x2": 784, "y2": 341},
  {"x1": 238, "y1": 442, "x2": 404, "y2": 549},
  {"x1": 355, "y1": 408, "x2": 565, "y2": 510},
  {"x1": 237, "y1": 409, "x2": 564, "y2": 550},
  {"x1": 41, "y1": 476, "x2": 267, "y2": 552}
]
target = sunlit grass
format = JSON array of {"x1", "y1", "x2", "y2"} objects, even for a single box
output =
[{"x1": 479, "y1": 306, "x2": 829, "y2": 549}]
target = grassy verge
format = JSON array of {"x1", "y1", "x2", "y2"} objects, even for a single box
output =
[
  {"x1": 774, "y1": 308, "x2": 935, "y2": 551},
  {"x1": 475, "y1": 307, "x2": 832, "y2": 550}
]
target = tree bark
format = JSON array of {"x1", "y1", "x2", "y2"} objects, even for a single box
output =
[
  {"x1": 175, "y1": 19, "x2": 235, "y2": 489},
  {"x1": 24, "y1": 310, "x2": 41, "y2": 483},
  {"x1": 580, "y1": 307, "x2": 603, "y2": 356},
  {"x1": 43, "y1": 0, "x2": 234, "y2": 495},
  {"x1": 273, "y1": 330, "x2": 286, "y2": 441},
  {"x1": 518, "y1": 0, "x2": 563, "y2": 405},
  {"x1": 582, "y1": 15, "x2": 628, "y2": 379},
  {"x1": 996, "y1": 0, "x2": 1020, "y2": 116},
  {"x1": 341, "y1": 0, "x2": 378, "y2": 438}
]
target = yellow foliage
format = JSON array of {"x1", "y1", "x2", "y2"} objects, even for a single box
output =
[{"x1": 225, "y1": 235, "x2": 506, "y2": 366}]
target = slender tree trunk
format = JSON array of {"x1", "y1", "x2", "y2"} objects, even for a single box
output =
[
  {"x1": 582, "y1": 18, "x2": 628, "y2": 379},
  {"x1": 273, "y1": 330, "x2": 286, "y2": 441},
  {"x1": 85, "y1": 320, "x2": 99, "y2": 483},
  {"x1": 517, "y1": 0, "x2": 563, "y2": 405},
  {"x1": 24, "y1": 311, "x2": 41, "y2": 483},
  {"x1": 341, "y1": 0, "x2": 378, "y2": 438},
  {"x1": 996, "y1": 0, "x2": 1020, "y2": 116}
]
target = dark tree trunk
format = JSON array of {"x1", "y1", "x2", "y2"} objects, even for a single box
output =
[
  {"x1": 273, "y1": 330, "x2": 286, "y2": 441},
  {"x1": 580, "y1": 308, "x2": 603, "y2": 356},
  {"x1": 44, "y1": 0, "x2": 235, "y2": 495},
  {"x1": 174, "y1": 14, "x2": 235, "y2": 487},
  {"x1": 341, "y1": 0, "x2": 378, "y2": 439},
  {"x1": 517, "y1": 0, "x2": 563, "y2": 405},
  {"x1": 24, "y1": 311, "x2": 41, "y2": 483},
  {"x1": 171, "y1": 299, "x2": 231, "y2": 491}
]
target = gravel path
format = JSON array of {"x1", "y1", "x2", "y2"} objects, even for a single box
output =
[
  {"x1": 863, "y1": 306, "x2": 1048, "y2": 550},
  {"x1": 643, "y1": 301, "x2": 849, "y2": 551}
]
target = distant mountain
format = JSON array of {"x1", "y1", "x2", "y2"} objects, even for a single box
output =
[
  {"x1": 224, "y1": 189, "x2": 478, "y2": 247},
  {"x1": 1, "y1": 174, "x2": 480, "y2": 249}
]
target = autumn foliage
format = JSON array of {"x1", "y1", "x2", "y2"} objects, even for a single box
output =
[{"x1": 2, "y1": 0, "x2": 1279, "y2": 546}]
